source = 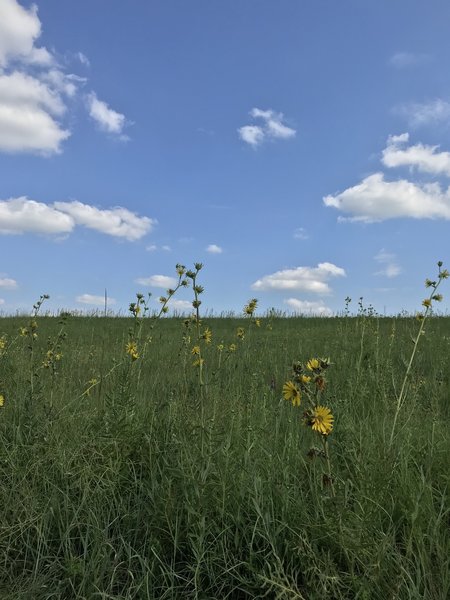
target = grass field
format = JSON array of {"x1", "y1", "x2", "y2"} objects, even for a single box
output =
[{"x1": 0, "y1": 284, "x2": 449, "y2": 598}]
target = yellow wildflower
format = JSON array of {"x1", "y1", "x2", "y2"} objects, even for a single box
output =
[
  {"x1": 0, "y1": 395, "x2": 4, "y2": 407},
  {"x1": 283, "y1": 381, "x2": 301, "y2": 407},
  {"x1": 228, "y1": 343, "x2": 237, "y2": 352},
  {"x1": 311, "y1": 406, "x2": 334, "y2": 435},
  {"x1": 191, "y1": 345, "x2": 201, "y2": 355},
  {"x1": 306, "y1": 358, "x2": 320, "y2": 371},
  {"x1": 202, "y1": 328, "x2": 212, "y2": 344},
  {"x1": 192, "y1": 358, "x2": 205, "y2": 367},
  {"x1": 422, "y1": 299, "x2": 432, "y2": 308},
  {"x1": 236, "y1": 327, "x2": 245, "y2": 339},
  {"x1": 125, "y1": 341, "x2": 139, "y2": 360}
]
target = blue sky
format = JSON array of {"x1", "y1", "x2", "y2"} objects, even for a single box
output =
[{"x1": 0, "y1": 0, "x2": 449, "y2": 316}]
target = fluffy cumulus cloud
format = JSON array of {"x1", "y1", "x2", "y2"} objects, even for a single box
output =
[
  {"x1": 284, "y1": 298, "x2": 333, "y2": 316},
  {"x1": 0, "y1": 197, "x2": 154, "y2": 239},
  {"x1": 238, "y1": 108, "x2": 296, "y2": 147},
  {"x1": 0, "y1": 0, "x2": 129, "y2": 154},
  {"x1": 54, "y1": 201, "x2": 154, "y2": 241},
  {"x1": 0, "y1": 197, "x2": 74, "y2": 234},
  {"x1": 324, "y1": 173, "x2": 450, "y2": 222},
  {"x1": 374, "y1": 249, "x2": 402, "y2": 278},
  {"x1": 76, "y1": 294, "x2": 116, "y2": 306},
  {"x1": 135, "y1": 275, "x2": 178, "y2": 288},
  {"x1": 382, "y1": 133, "x2": 450, "y2": 177},
  {"x1": 86, "y1": 92, "x2": 127, "y2": 137},
  {"x1": 206, "y1": 244, "x2": 223, "y2": 254},
  {"x1": 394, "y1": 99, "x2": 450, "y2": 128},
  {"x1": 324, "y1": 133, "x2": 450, "y2": 222},
  {"x1": 0, "y1": 277, "x2": 18, "y2": 289},
  {"x1": 252, "y1": 262, "x2": 345, "y2": 295}
]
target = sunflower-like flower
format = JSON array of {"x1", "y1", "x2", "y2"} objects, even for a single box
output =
[
  {"x1": 311, "y1": 405, "x2": 334, "y2": 435},
  {"x1": 125, "y1": 341, "x2": 139, "y2": 361},
  {"x1": 202, "y1": 328, "x2": 212, "y2": 344},
  {"x1": 306, "y1": 358, "x2": 320, "y2": 371},
  {"x1": 283, "y1": 381, "x2": 301, "y2": 407}
]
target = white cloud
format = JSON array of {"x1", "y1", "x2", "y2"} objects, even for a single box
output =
[
  {"x1": 293, "y1": 227, "x2": 308, "y2": 240},
  {"x1": 77, "y1": 52, "x2": 90, "y2": 67},
  {"x1": 0, "y1": 1, "x2": 128, "y2": 154},
  {"x1": 135, "y1": 275, "x2": 178, "y2": 288},
  {"x1": 252, "y1": 262, "x2": 345, "y2": 295},
  {"x1": 0, "y1": 0, "x2": 50, "y2": 67},
  {"x1": 238, "y1": 125, "x2": 264, "y2": 147},
  {"x1": 0, "y1": 197, "x2": 74, "y2": 234},
  {"x1": 161, "y1": 245, "x2": 171, "y2": 251},
  {"x1": 76, "y1": 294, "x2": 116, "y2": 306},
  {"x1": 54, "y1": 201, "x2": 154, "y2": 241},
  {"x1": 238, "y1": 108, "x2": 296, "y2": 147},
  {"x1": 146, "y1": 244, "x2": 157, "y2": 252},
  {"x1": 395, "y1": 99, "x2": 450, "y2": 128},
  {"x1": 166, "y1": 299, "x2": 192, "y2": 312},
  {"x1": 0, "y1": 277, "x2": 18, "y2": 289},
  {"x1": 284, "y1": 298, "x2": 333, "y2": 316},
  {"x1": 382, "y1": 133, "x2": 450, "y2": 177},
  {"x1": 388, "y1": 52, "x2": 430, "y2": 68},
  {"x1": 374, "y1": 249, "x2": 402, "y2": 278},
  {"x1": 0, "y1": 71, "x2": 70, "y2": 154},
  {"x1": 206, "y1": 244, "x2": 223, "y2": 254},
  {"x1": 0, "y1": 299, "x2": 5, "y2": 306},
  {"x1": 86, "y1": 92, "x2": 127, "y2": 136},
  {"x1": 324, "y1": 172, "x2": 450, "y2": 222},
  {"x1": 0, "y1": 197, "x2": 154, "y2": 239}
]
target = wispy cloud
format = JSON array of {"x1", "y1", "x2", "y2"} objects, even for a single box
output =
[
  {"x1": 238, "y1": 108, "x2": 296, "y2": 147},
  {"x1": 284, "y1": 298, "x2": 333, "y2": 316},
  {"x1": 293, "y1": 227, "x2": 309, "y2": 240},
  {"x1": 86, "y1": 92, "x2": 129, "y2": 138},
  {"x1": 0, "y1": 197, "x2": 154, "y2": 240},
  {"x1": 206, "y1": 244, "x2": 223, "y2": 254},
  {"x1": 374, "y1": 249, "x2": 402, "y2": 278},
  {"x1": 252, "y1": 262, "x2": 345, "y2": 295},
  {"x1": 394, "y1": 99, "x2": 450, "y2": 128},
  {"x1": 76, "y1": 294, "x2": 116, "y2": 306},
  {"x1": 0, "y1": 277, "x2": 18, "y2": 289},
  {"x1": 135, "y1": 275, "x2": 177, "y2": 288},
  {"x1": 388, "y1": 52, "x2": 430, "y2": 69}
]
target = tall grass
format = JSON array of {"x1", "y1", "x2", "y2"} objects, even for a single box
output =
[{"x1": 0, "y1": 307, "x2": 449, "y2": 598}]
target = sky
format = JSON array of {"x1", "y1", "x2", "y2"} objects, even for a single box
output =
[{"x1": 0, "y1": 0, "x2": 449, "y2": 317}]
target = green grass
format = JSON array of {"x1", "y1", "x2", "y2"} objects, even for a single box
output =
[{"x1": 0, "y1": 313, "x2": 449, "y2": 599}]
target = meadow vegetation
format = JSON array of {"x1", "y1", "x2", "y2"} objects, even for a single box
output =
[{"x1": 0, "y1": 263, "x2": 449, "y2": 599}]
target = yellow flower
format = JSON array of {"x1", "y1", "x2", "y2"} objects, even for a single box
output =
[
  {"x1": 202, "y1": 328, "x2": 212, "y2": 344},
  {"x1": 236, "y1": 327, "x2": 245, "y2": 339},
  {"x1": 254, "y1": 319, "x2": 261, "y2": 327},
  {"x1": 306, "y1": 358, "x2": 320, "y2": 371},
  {"x1": 191, "y1": 345, "x2": 201, "y2": 355},
  {"x1": 0, "y1": 394, "x2": 4, "y2": 407},
  {"x1": 422, "y1": 299, "x2": 432, "y2": 308},
  {"x1": 126, "y1": 341, "x2": 139, "y2": 360},
  {"x1": 228, "y1": 343, "x2": 237, "y2": 352},
  {"x1": 311, "y1": 406, "x2": 334, "y2": 435},
  {"x1": 0, "y1": 337, "x2": 6, "y2": 350},
  {"x1": 283, "y1": 381, "x2": 301, "y2": 407},
  {"x1": 300, "y1": 375, "x2": 311, "y2": 385},
  {"x1": 192, "y1": 358, "x2": 205, "y2": 367},
  {"x1": 19, "y1": 327, "x2": 28, "y2": 337}
]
